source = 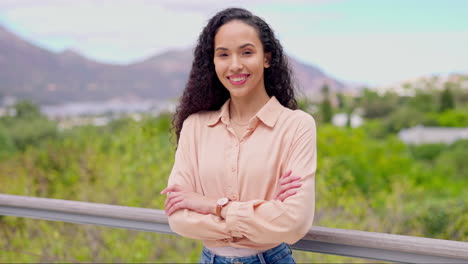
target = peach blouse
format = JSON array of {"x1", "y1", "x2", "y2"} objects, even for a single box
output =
[{"x1": 166, "y1": 96, "x2": 317, "y2": 251}]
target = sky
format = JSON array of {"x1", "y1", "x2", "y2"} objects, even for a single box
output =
[{"x1": 1, "y1": 0, "x2": 467, "y2": 86}]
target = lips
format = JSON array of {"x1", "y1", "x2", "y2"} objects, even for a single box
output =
[{"x1": 227, "y1": 74, "x2": 250, "y2": 86}]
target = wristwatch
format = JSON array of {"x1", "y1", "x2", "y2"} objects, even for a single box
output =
[{"x1": 216, "y1": 197, "x2": 231, "y2": 220}]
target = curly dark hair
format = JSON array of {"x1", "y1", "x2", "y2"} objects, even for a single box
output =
[{"x1": 173, "y1": 7, "x2": 298, "y2": 143}]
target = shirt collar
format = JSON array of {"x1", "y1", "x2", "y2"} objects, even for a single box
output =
[{"x1": 206, "y1": 96, "x2": 284, "y2": 128}]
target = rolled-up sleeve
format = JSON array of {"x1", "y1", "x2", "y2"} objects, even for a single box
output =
[
  {"x1": 224, "y1": 114, "x2": 316, "y2": 244},
  {"x1": 166, "y1": 115, "x2": 233, "y2": 241}
]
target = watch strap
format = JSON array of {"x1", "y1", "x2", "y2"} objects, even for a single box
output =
[{"x1": 216, "y1": 199, "x2": 230, "y2": 220}]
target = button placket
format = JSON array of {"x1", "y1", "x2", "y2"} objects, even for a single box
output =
[
  {"x1": 225, "y1": 124, "x2": 241, "y2": 204},
  {"x1": 232, "y1": 139, "x2": 239, "y2": 173},
  {"x1": 231, "y1": 138, "x2": 240, "y2": 201}
]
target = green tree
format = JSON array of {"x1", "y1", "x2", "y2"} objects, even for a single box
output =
[
  {"x1": 320, "y1": 84, "x2": 333, "y2": 123},
  {"x1": 336, "y1": 93, "x2": 345, "y2": 110},
  {"x1": 360, "y1": 89, "x2": 398, "y2": 119},
  {"x1": 1, "y1": 100, "x2": 58, "y2": 151},
  {"x1": 407, "y1": 90, "x2": 437, "y2": 113},
  {"x1": 0, "y1": 124, "x2": 16, "y2": 158},
  {"x1": 7, "y1": 118, "x2": 57, "y2": 150},
  {"x1": 430, "y1": 109, "x2": 468, "y2": 127},
  {"x1": 440, "y1": 84, "x2": 455, "y2": 112},
  {"x1": 384, "y1": 106, "x2": 426, "y2": 133},
  {"x1": 14, "y1": 100, "x2": 41, "y2": 119},
  {"x1": 296, "y1": 97, "x2": 315, "y2": 114}
]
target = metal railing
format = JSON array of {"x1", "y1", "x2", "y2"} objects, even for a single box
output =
[{"x1": 1, "y1": 194, "x2": 467, "y2": 263}]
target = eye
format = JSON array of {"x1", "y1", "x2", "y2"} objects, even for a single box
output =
[
  {"x1": 218, "y1": 53, "x2": 228, "y2": 57},
  {"x1": 243, "y1": 50, "x2": 253, "y2": 55}
]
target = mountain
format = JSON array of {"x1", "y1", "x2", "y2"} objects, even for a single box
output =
[
  {"x1": 289, "y1": 57, "x2": 349, "y2": 97},
  {"x1": 0, "y1": 25, "x2": 349, "y2": 105}
]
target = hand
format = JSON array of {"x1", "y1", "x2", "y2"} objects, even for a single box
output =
[
  {"x1": 274, "y1": 170, "x2": 302, "y2": 202},
  {"x1": 161, "y1": 184, "x2": 216, "y2": 216}
]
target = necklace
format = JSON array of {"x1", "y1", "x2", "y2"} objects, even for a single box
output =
[
  {"x1": 231, "y1": 118, "x2": 249, "y2": 126},
  {"x1": 229, "y1": 103, "x2": 250, "y2": 126}
]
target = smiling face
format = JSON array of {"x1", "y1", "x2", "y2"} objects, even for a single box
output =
[{"x1": 213, "y1": 20, "x2": 270, "y2": 99}]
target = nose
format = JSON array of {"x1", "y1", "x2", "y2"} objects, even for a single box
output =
[{"x1": 229, "y1": 55, "x2": 243, "y2": 72}]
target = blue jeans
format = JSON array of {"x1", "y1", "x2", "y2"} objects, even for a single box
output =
[{"x1": 199, "y1": 243, "x2": 296, "y2": 264}]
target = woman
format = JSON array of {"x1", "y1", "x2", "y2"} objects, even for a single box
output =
[{"x1": 161, "y1": 7, "x2": 316, "y2": 264}]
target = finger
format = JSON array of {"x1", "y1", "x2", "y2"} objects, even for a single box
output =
[
  {"x1": 276, "y1": 173, "x2": 294, "y2": 197},
  {"x1": 280, "y1": 170, "x2": 292, "y2": 181},
  {"x1": 160, "y1": 186, "x2": 173, "y2": 195},
  {"x1": 160, "y1": 184, "x2": 182, "y2": 194},
  {"x1": 160, "y1": 187, "x2": 168, "y2": 194},
  {"x1": 276, "y1": 182, "x2": 301, "y2": 198},
  {"x1": 277, "y1": 189, "x2": 298, "y2": 202},
  {"x1": 164, "y1": 192, "x2": 182, "y2": 209},
  {"x1": 277, "y1": 182, "x2": 301, "y2": 199},
  {"x1": 161, "y1": 185, "x2": 177, "y2": 194},
  {"x1": 167, "y1": 200, "x2": 185, "y2": 216},
  {"x1": 165, "y1": 195, "x2": 184, "y2": 214},
  {"x1": 279, "y1": 170, "x2": 298, "y2": 184},
  {"x1": 279, "y1": 175, "x2": 301, "y2": 185},
  {"x1": 164, "y1": 192, "x2": 173, "y2": 208}
]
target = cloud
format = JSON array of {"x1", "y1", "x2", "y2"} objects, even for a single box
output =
[
  {"x1": 0, "y1": 0, "x2": 338, "y2": 63},
  {"x1": 1, "y1": 1, "x2": 207, "y2": 62},
  {"x1": 0, "y1": 0, "x2": 66, "y2": 9},
  {"x1": 0, "y1": 0, "x2": 340, "y2": 12},
  {"x1": 1, "y1": 0, "x2": 466, "y2": 84}
]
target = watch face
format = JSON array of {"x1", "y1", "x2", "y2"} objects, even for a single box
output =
[{"x1": 217, "y1": 197, "x2": 229, "y2": 206}]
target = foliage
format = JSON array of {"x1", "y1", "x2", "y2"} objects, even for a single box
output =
[
  {"x1": 336, "y1": 93, "x2": 345, "y2": 110},
  {"x1": 1, "y1": 73, "x2": 468, "y2": 262},
  {"x1": 439, "y1": 83, "x2": 455, "y2": 112},
  {"x1": 383, "y1": 106, "x2": 427, "y2": 134},
  {"x1": 406, "y1": 89, "x2": 438, "y2": 113},
  {"x1": 14, "y1": 100, "x2": 41, "y2": 119},
  {"x1": 296, "y1": 97, "x2": 315, "y2": 113},
  {"x1": 0, "y1": 100, "x2": 58, "y2": 157},
  {"x1": 320, "y1": 84, "x2": 333, "y2": 123},
  {"x1": 360, "y1": 89, "x2": 398, "y2": 119},
  {"x1": 1, "y1": 114, "x2": 466, "y2": 262},
  {"x1": 0, "y1": 124, "x2": 16, "y2": 159},
  {"x1": 425, "y1": 109, "x2": 468, "y2": 127},
  {"x1": 408, "y1": 143, "x2": 447, "y2": 161}
]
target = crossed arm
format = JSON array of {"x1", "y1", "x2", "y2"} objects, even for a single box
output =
[
  {"x1": 160, "y1": 114, "x2": 316, "y2": 244},
  {"x1": 161, "y1": 169, "x2": 301, "y2": 218}
]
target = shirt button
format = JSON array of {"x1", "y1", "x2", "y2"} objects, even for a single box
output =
[
  {"x1": 231, "y1": 195, "x2": 237, "y2": 200},
  {"x1": 231, "y1": 167, "x2": 236, "y2": 172}
]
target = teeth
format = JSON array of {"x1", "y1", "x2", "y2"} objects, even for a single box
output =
[{"x1": 230, "y1": 76, "x2": 247, "y2": 82}]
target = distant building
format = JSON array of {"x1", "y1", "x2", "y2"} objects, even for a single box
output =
[
  {"x1": 0, "y1": 96, "x2": 17, "y2": 116},
  {"x1": 1, "y1": 96, "x2": 17, "y2": 107},
  {"x1": 398, "y1": 125, "x2": 468, "y2": 145},
  {"x1": 38, "y1": 98, "x2": 178, "y2": 130},
  {"x1": 40, "y1": 99, "x2": 177, "y2": 120},
  {"x1": 332, "y1": 113, "x2": 363, "y2": 128}
]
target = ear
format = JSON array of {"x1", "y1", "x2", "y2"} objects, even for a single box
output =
[{"x1": 264, "y1": 52, "x2": 271, "y2": 68}]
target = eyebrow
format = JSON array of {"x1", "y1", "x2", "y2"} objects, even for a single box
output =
[{"x1": 215, "y1": 43, "x2": 255, "y2": 51}]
